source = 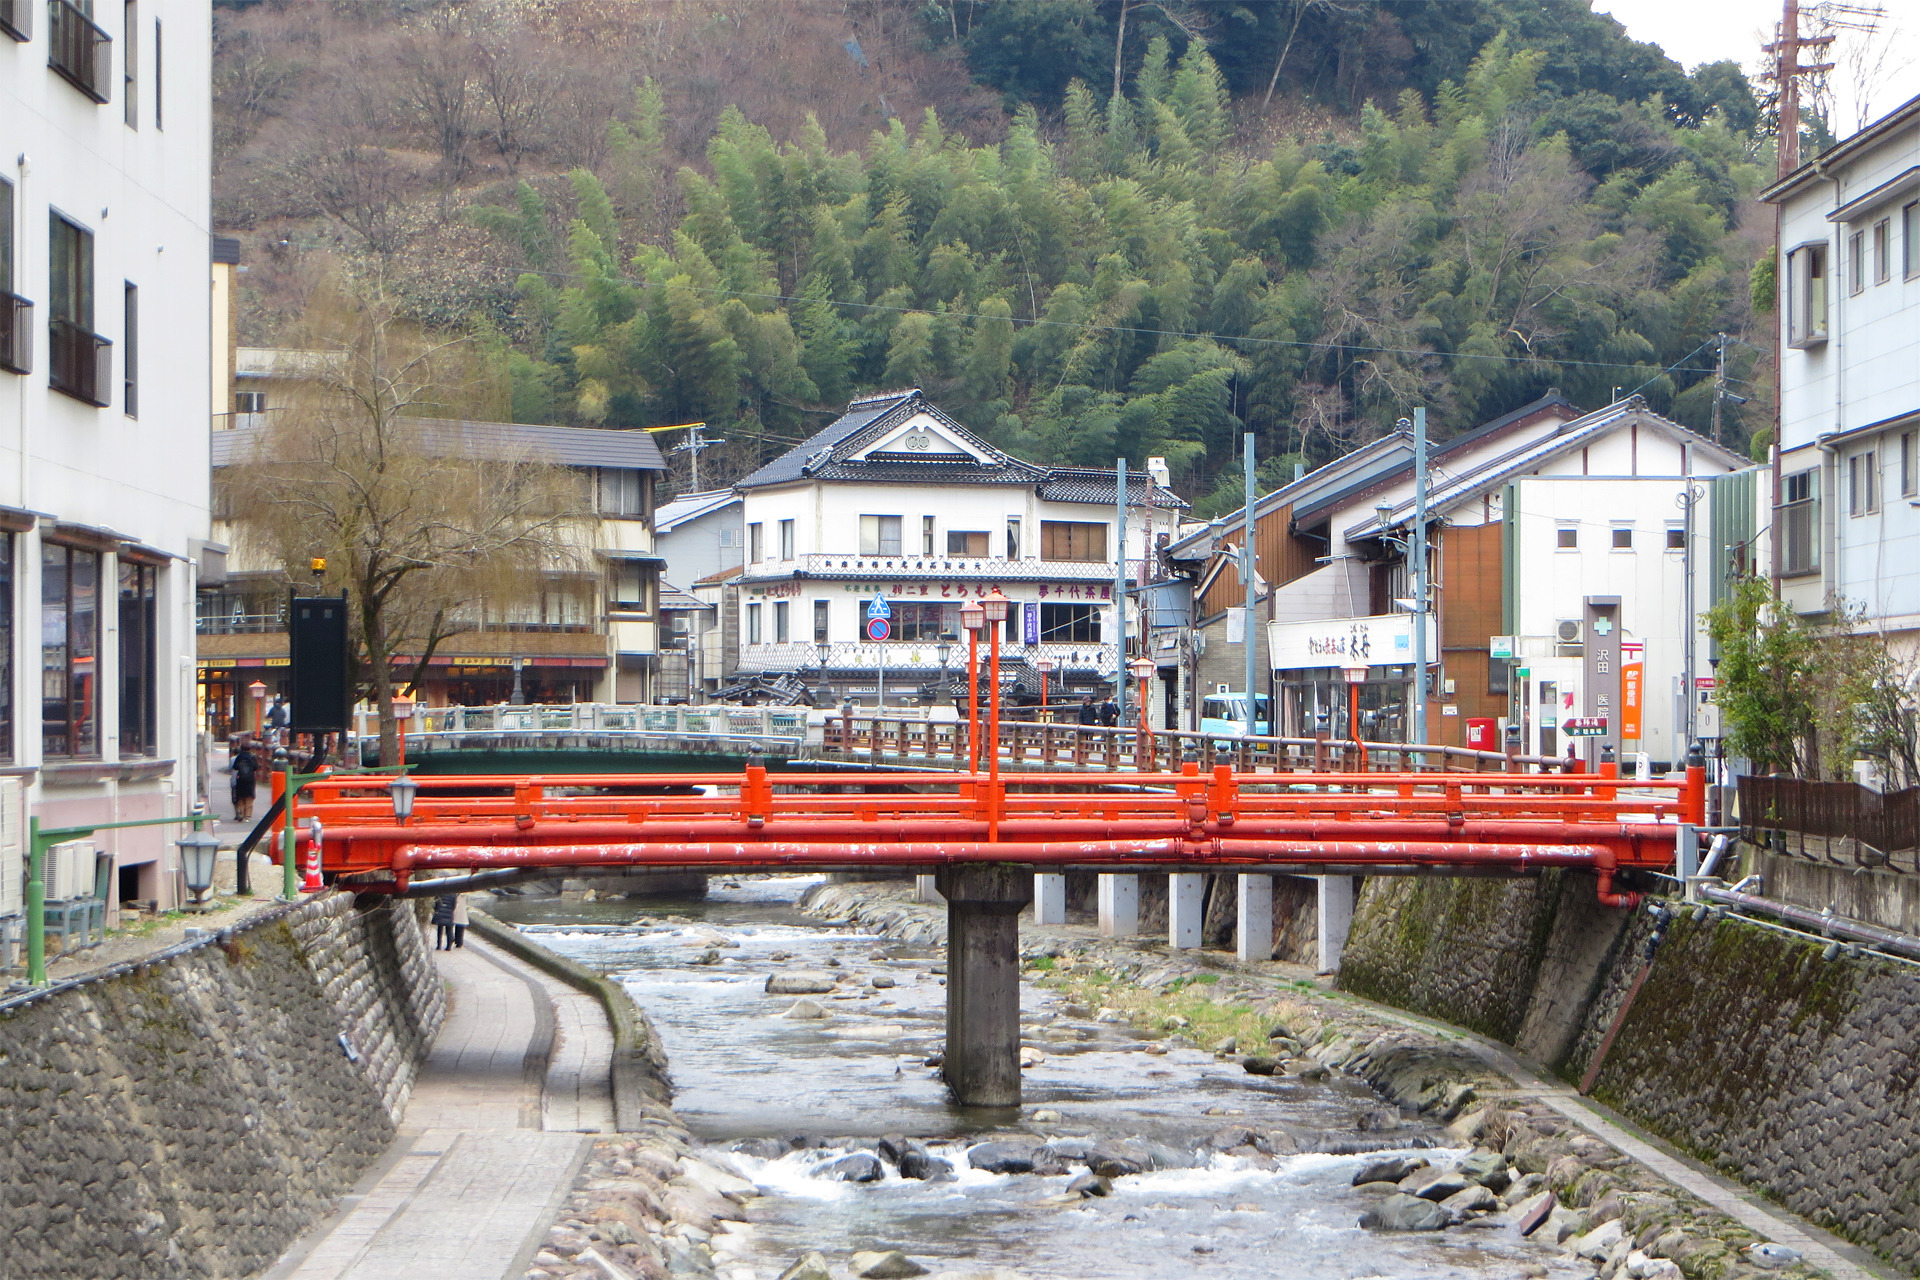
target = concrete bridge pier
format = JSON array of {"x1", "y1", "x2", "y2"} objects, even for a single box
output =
[
  {"x1": 1237, "y1": 873, "x2": 1273, "y2": 962},
  {"x1": 1317, "y1": 875, "x2": 1355, "y2": 973},
  {"x1": 936, "y1": 864, "x2": 1034, "y2": 1107},
  {"x1": 1033, "y1": 873, "x2": 1067, "y2": 924},
  {"x1": 1098, "y1": 873, "x2": 1139, "y2": 936},
  {"x1": 1170, "y1": 873, "x2": 1204, "y2": 948}
]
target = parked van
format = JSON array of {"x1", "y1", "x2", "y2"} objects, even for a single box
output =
[{"x1": 1199, "y1": 691, "x2": 1271, "y2": 737}]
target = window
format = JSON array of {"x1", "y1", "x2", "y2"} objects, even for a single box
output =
[
  {"x1": 1040, "y1": 520, "x2": 1107, "y2": 562},
  {"x1": 49, "y1": 212, "x2": 109, "y2": 405},
  {"x1": 1787, "y1": 243, "x2": 1828, "y2": 346},
  {"x1": 122, "y1": 282, "x2": 136, "y2": 416},
  {"x1": 0, "y1": 177, "x2": 24, "y2": 376},
  {"x1": 922, "y1": 515, "x2": 935, "y2": 556},
  {"x1": 946, "y1": 530, "x2": 989, "y2": 556},
  {"x1": 1874, "y1": 218, "x2": 1891, "y2": 285},
  {"x1": 1849, "y1": 230, "x2": 1865, "y2": 295},
  {"x1": 1779, "y1": 468, "x2": 1819, "y2": 576},
  {"x1": 888, "y1": 601, "x2": 955, "y2": 642},
  {"x1": 596, "y1": 468, "x2": 644, "y2": 517},
  {"x1": 118, "y1": 560, "x2": 155, "y2": 756},
  {"x1": 1556, "y1": 526, "x2": 1578, "y2": 550},
  {"x1": 747, "y1": 522, "x2": 763, "y2": 562},
  {"x1": 778, "y1": 518, "x2": 794, "y2": 560},
  {"x1": 609, "y1": 562, "x2": 647, "y2": 610},
  {"x1": 774, "y1": 600, "x2": 789, "y2": 643},
  {"x1": 1040, "y1": 603, "x2": 1101, "y2": 643},
  {"x1": 123, "y1": 1, "x2": 135, "y2": 126},
  {"x1": 0, "y1": 0, "x2": 29, "y2": 41},
  {"x1": 746, "y1": 602, "x2": 762, "y2": 644},
  {"x1": 48, "y1": 0, "x2": 111, "y2": 103},
  {"x1": 1906, "y1": 203, "x2": 1919, "y2": 279},
  {"x1": 1611, "y1": 526, "x2": 1632, "y2": 550},
  {"x1": 1006, "y1": 517, "x2": 1021, "y2": 559},
  {"x1": 42, "y1": 543, "x2": 101, "y2": 759},
  {"x1": 859, "y1": 514, "x2": 902, "y2": 555},
  {"x1": 1904, "y1": 433, "x2": 1917, "y2": 499},
  {"x1": 813, "y1": 599, "x2": 829, "y2": 643},
  {"x1": 234, "y1": 391, "x2": 265, "y2": 415},
  {"x1": 1665, "y1": 526, "x2": 1686, "y2": 551},
  {"x1": 1850, "y1": 450, "x2": 1878, "y2": 516}
]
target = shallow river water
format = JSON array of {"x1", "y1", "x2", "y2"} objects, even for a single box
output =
[{"x1": 490, "y1": 877, "x2": 1576, "y2": 1280}]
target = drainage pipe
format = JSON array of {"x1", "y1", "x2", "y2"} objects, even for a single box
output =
[{"x1": 1696, "y1": 882, "x2": 1920, "y2": 961}]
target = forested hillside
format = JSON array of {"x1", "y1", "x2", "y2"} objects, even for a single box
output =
[{"x1": 215, "y1": 0, "x2": 1777, "y2": 509}]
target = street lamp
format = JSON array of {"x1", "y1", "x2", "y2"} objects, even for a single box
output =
[
  {"x1": 176, "y1": 830, "x2": 222, "y2": 911},
  {"x1": 1343, "y1": 662, "x2": 1371, "y2": 771},
  {"x1": 509, "y1": 656, "x2": 526, "y2": 706},
  {"x1": 1130, "y1": 656, "x2": 1156, "y2": 763},
  {"x1": 981, "y1": 590, "x2": 1012, "y2": 810},
  {"x1": 815, "y1": 639, "x2": 832, "y2": 707},
  {"x1": 936, "y1": 638, "x2": 953, "y2": 707},
  {"x1": 389, "y1": 773, "x2": 419, "y2": 823},
  {"x1": 391, "y1": 691, "x2": 415, "y2": 769},
  {"x1": 248, "y1": 680, "x2": 267, "y2": 735},
  {"x1": 1034, "y1": 652, "x2": 1056, "y2": 717},
  {"x1": 961, "y1": 600, "x2": 985, "y2": 773}
]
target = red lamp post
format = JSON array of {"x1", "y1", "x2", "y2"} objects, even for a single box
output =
[
  {"x1": 1034, "y1": 652, "x2": 1055, "y2": 717},
  {"x1": 391, "y1": 692, "x2": 416, "y2": 769},
  {"x1": 1130, "y1": 656, "x2": 1156, "y2": 765},
  {"x1": 1343, "y1": 662, "x2": 1370, "y2": 772},
  {"x1": 980, "y1": 589, "x2": 1011, "y2": 805},
  {"x1": 960, "y1": 599, "x2": 985, "y2": 773}
]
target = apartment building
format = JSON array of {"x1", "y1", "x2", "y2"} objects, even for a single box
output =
[{"x1": 1, "y1": 0, "x2": 214, "y2": 911}]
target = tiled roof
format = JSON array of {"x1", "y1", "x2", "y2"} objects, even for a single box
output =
[
  {"x1": 211, "y1": 417, "x2": 667, "y2": 470},
  {"x1": 655, "y1": 488, "x2": 741, "y2": 531},
  {"x1": 1039, "y1": 468, "x2": 1188, "y2": 509}
]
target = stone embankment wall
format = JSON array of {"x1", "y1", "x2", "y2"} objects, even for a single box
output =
[
  {"x1": 0, "y1": 892, "x2": 444, "y2": 1280},
  {"x1": 1338, "y1": 871, "x2": 1920, "y2": 1275}
]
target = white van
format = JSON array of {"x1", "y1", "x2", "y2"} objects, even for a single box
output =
[{"x1": 1199, "y1": 691, "x2": 1271, "y2": 738}]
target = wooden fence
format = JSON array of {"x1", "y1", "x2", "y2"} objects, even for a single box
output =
[{"x1": 1738, "y1": 775, "x2": 1920, "y2": 873}]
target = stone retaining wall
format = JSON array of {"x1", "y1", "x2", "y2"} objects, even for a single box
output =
[{"x1": 0, "y1": 893, "x2": 444, "y2": 1280}]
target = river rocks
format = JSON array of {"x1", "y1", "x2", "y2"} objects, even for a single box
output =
[
  {"x1": 1066, "y1": 1172, "x2": 1112, "y2": 1197},
  {"x1": 870, "y1": 974, "x2": 897, "y2": 989},
  {"x1": 777, "y1": 1252, "x2": 835, "y2": 1280},
  {"x1": 1568, "y1": 1218, "x2": 1626, "y2": 1260},
  {"x1": 1458, "y1": 1149, "x2": 1510, "y2": 1190},
  {"x1": 1241, "y1": 1055, "x2": 1279, "y2": 1075},
  {"x1": 815, "y1": 1152, "x2": 885, "y2": 1182},
  {"x1": 1213, "y1": 1036, "x2": 1238, "y2": 1055},
  {"x1": 1745, "y1": 1243, "x2": 1803, "y2": 1269},
  {"x1": 1018, "y1": 1046, "x2": 1046, "y2": 1067},
  {"x1": 767, "y1": 972, "x2": 838, "y2": 994},
  {"x1": 899, "y1": 1146, "x2": 952, "y2": 1181},
  {"x1": 1401, "y1": 1167, "x2": 1471, "y2": 1201},
  {"x1": 782, "y1": 999, "x2": 829, "y2": 1019},
  {"x1": 1360, "y1": 1193, "x2": 1452, "y2": 1231},
  {"x1": 967, "y1": 1142, "x2": 1038, "y2": 1174},
  {"x1": 1350, "y1": 1155, "x2": 1426, "y2": 1186},
  {"x1": 1510, "y1": 1190, "x2": 1557, "y2": 1236},
  {"x1": 1437, "y1": 1184, "x2": 1496, "y2": 1220},
  {"x1": 731, "y1": 1137, "x2": 790, "y2": 1160},
  {"x1": 1285, "y1": 1057, "x2": 1329, "y2": 1081},
  {"x1": 851, "y1": 1249, "x2": 929, "y2": 1278}
]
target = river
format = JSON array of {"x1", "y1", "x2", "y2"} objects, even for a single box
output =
[{"x1": 490, "y1": 876, "x2": 1574, "y2": 1280}]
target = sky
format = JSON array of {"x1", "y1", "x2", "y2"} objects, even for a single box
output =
[{"x1": 1595, "y1": 0, "x2": 1920, "y2": 136}]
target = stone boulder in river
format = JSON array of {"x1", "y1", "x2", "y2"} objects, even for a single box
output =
[
  {"x1": 768, "y1": 972, "x2": 839, "y2": 994},
  {"x1": 1351, "y1": 1155, "x2": 1428, "y2": 1186},
  {"x1": 967, "y1": 1141, "x2": 1039, "y2": 1174},
  {"x1": 814, "y1": 1152, "x2": 885, "y2": 1182},
  {"x1": 1360, "y1": 1193, "x2": 1452, "y2": 1231}
]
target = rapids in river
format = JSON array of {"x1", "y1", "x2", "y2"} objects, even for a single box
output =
[{"x1": 490, "y1": 876, "x2": 1577, "y2": 1280}]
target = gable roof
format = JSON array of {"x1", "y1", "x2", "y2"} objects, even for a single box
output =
[
  {"x1": 655, "y1": 488, "x2": 741, "y2": 532},
  {"x1": 1165, "y1": 432, "x2": 1413, "y2": 561},
  {"x1": 211, "y1": 417, "x2": 668, "y2": 470},
  {"x1": 734, "y1": 390, "x2": 1048, "y2": 490},
  {"x1": 1760, "y1": 92, "x2": 1920, "y2": 205}
]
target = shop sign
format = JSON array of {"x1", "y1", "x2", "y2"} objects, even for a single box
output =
[
  {"x1": 199, "y1": 658, "x2": 237, "y2": 668},
  {"x1": 1266, "y1": 612, "x2": 1437, "y2": 671},
  {"x1": 1489, "y1": 635, "x2": 1514, "y2": 660},
  {"x1": 1565, "y1": 716, "x2": 1608, "y2": 736},
  {"x1": 1621, "y1": 662, "x2": 1643, "y2": 739}
]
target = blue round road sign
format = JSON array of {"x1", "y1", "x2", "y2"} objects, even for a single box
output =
[{"x1": 866, "y1": 616, "x2": 891, "y2": 641}]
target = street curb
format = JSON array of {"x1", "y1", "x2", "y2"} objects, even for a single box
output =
[{"x1": 467, "y1": 909, "x2": 674, "y2": 1132}]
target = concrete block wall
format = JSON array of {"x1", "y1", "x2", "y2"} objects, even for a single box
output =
[{"x1": 0, "y1": 894, "x2": 444, "y2": 1280}]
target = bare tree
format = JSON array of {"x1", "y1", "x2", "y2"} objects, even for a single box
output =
[
  {"x1": 469, "y1": 22, "x2": 558, "y2": 171},
  {"x1": 394, "y1": 11, "x2": 478, "y2": 184},
  {"x1": 222, "y1": 272, "x2": 587, "y2": 765}
]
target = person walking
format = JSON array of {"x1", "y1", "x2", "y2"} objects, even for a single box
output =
[
  {"x1": 1076, "y1": 695, "x2": 1098, "y2": 726},
  {"x1": 1100, "y1": 696, "x2": 1120, "y2": 728},
  {"x1": 431, "y1": 894, "x2": 456, "y2": 950},
  {"x1": 229, "y1": 737, "x2": 258, "y2": 823},
  {"x1": 450, "y1": 892, "x2": 469, "y2": 949},
  {"x1": 265, "y1": 695, "x2": 290, "y2": 745}
]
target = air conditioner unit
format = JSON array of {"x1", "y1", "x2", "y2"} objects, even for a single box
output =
[
  {"x1": 0, "y1": 777, "x2": 21, "y2": 917},
  {"x1": 44, "y1": 839, "x2": 96, "y2": 902},
  {"x1": 1556, "y1": 620, "x2": 1583, "y2": 643}
]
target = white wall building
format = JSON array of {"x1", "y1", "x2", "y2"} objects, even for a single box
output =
[
  {"x1": 2, "y1": 0, "x2": 214, "y2": 913},
  {"x1": 1762, "y1": 94, "x2": 1920, "y2": 632},
  {"x1": 730, "y1": 390, "x2": 1183, "y2": 706}
]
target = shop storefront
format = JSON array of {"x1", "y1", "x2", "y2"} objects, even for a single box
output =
[{"x1": 1267, "y1": 613, "x2": 1436, "y2": 741}]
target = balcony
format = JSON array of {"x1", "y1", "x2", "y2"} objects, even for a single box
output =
[
  {"x1": 736, "y1": 639, "x2": 1117, "y2": 679},
  {"x1": 0, "y1": 293, "x2": 30, "y2": 374},
  {"x1": 741, "y1": 553, "x2": 1119, "y2": 584},
  {"x1": 48, "y1": 319, "x2": 111, "y2": 406},
  {"x1": 47, "y1": 0, "x2": 111, "y2": 103},
  {"x1": 1, "y1": 0, "x2": 30, "y2": 42}
]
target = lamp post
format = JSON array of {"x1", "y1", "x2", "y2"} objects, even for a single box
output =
[
  {"x1": 389, "y1": 772, "x2": 419, "y2": 824},
  {"x1": 980, "y1": 590, "x2": 1011, "y2": 813},
  {"x1": 1343, "y1": 662, "x2": 1371, "y2": 772},
  {"x1": 248, "y1": 680, "x2": 267, "y2": 735},
  {"x1": 390, "y1": 692, "x2": 415, "y2": 769},
  {"x1": 1035, "y1": 652, "x2": 1055, "y2": 717},
  {"x1": 961, "y1": 600, "x2": 984, "y2": 772},
  {"x1": 509, "y1": 656, "x2": 526, "y2": 705},
  {"x1": 176, "y1": 830, "x2": 221, "y2": 912},
  {"x1": 815, "y1": 639, "x2": 832, "y2": 708},
  {"x1": 936, "y1": 639, "x2": 953, "y2": 707},
  {"x1": 1130, "y1": 656, "x2": 1156, "y2": 764}
]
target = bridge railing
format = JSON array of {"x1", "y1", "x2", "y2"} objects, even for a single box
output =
[{"x1": 353, "y1": 702, "x2": 813, "y2": 741}]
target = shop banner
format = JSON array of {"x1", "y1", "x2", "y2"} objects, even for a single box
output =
[
  {"x1": 1621, "y1": 662, "x2": 1643, "y2": 739},
  {"x1": 1266, "y1": 613, "x2": 1437, "y2": 671}
]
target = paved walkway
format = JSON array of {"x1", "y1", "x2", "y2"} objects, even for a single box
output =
[{"x1": 269, "y1": 934, "x2": 615, "y2": 1280}]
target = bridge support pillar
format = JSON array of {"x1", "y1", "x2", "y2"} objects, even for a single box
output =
[
  {"x1": 1316, "y1": 875, "x2": 1354, "y2": 973},
  {"x1": 1237, "y1": 873, "x2": 1273, "y2": 962},
  {"x1": 1097, "y1": 874, "x2": 1138, "y2": 937},
  {"x1": 1169, "y1": 873, "x2": 1204, "y2": 949},
  {"x1": 936, "y1": 864, "x2": 1033, "y2": 1108},
  {"x1": 1033, "y1": 873, "x2": 1067, "y2": 925},
  {"x1": 915, "y1": 874, "x2": 943, "y2": 905}
]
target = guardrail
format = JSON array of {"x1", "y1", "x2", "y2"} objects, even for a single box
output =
[{"x1": 1738, "y1": 775, "x2": 1920, "y2": 873}]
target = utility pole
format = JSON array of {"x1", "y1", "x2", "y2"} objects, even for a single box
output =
[
  {"x1": 1412, "y1": 406, "x2": 1429, "y2": 753},
  {"x1": 1710, "y1": 333, "x2": 1727, "y2": 447},
  {"x1": 643, "y1": 421, "x2": 716, "y2": 491},
  {"x1": 1763, "y1": 0, "x2": 1833, "y2": 181},
  {"x1": 1115, "y1": 456, "x2": 1128, "y2": 728},
  {"x1": 1243, "y1": 432, "x2": 1257, "y2": 738}
]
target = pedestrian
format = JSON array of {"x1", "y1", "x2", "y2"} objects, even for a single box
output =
[
  {"x1": 431, "y1": 894, "x2": 456, "y2": 950},
  {"x1": 1076, "y1": 695, "x2": 1097, "y2": 725},
  {"x1": 1100, "y1": 696, "x2": 1120, "y2": 727},
  {"x1": 265, "y1": 695, "x2": 290, "y2": 743},
  {"x1": 450, "y1": 892, "x2": 469, "y2": 949},
  {"x1": 229, "y1": 736, "x2": 258, "y2": 822}
]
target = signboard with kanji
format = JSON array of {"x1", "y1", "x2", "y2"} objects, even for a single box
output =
[{"x1": 1564, "y1": 717, "x2": 1608, "y2": 737}]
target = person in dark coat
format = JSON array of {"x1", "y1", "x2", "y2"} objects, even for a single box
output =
[
  {"x1": 1076, "y1": 695, "x2": 1098, "y2": 726},
  {"x1": 431, "y1": 895, "x2": 457, "y2": 950},
  {"x1": 1100, "y1": 697, "x2": 1120, "y2": 727},
  {"x1": 229, "y1": 738, "x2": 258, "y2": 822}
]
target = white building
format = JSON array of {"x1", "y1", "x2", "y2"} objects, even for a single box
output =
[
  {"x1": 655, "y1": 488, "x2": 744, "y2": 591},
  {"x1": 1761, "y1": 94, "x2": 1920, "y2": 632},
  {"x1": 730, "y1": 390, "x2": 1183, "y2": 706},
  {"x1": 2, "y1": 0, "x2": 214, "y2": 913}
]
